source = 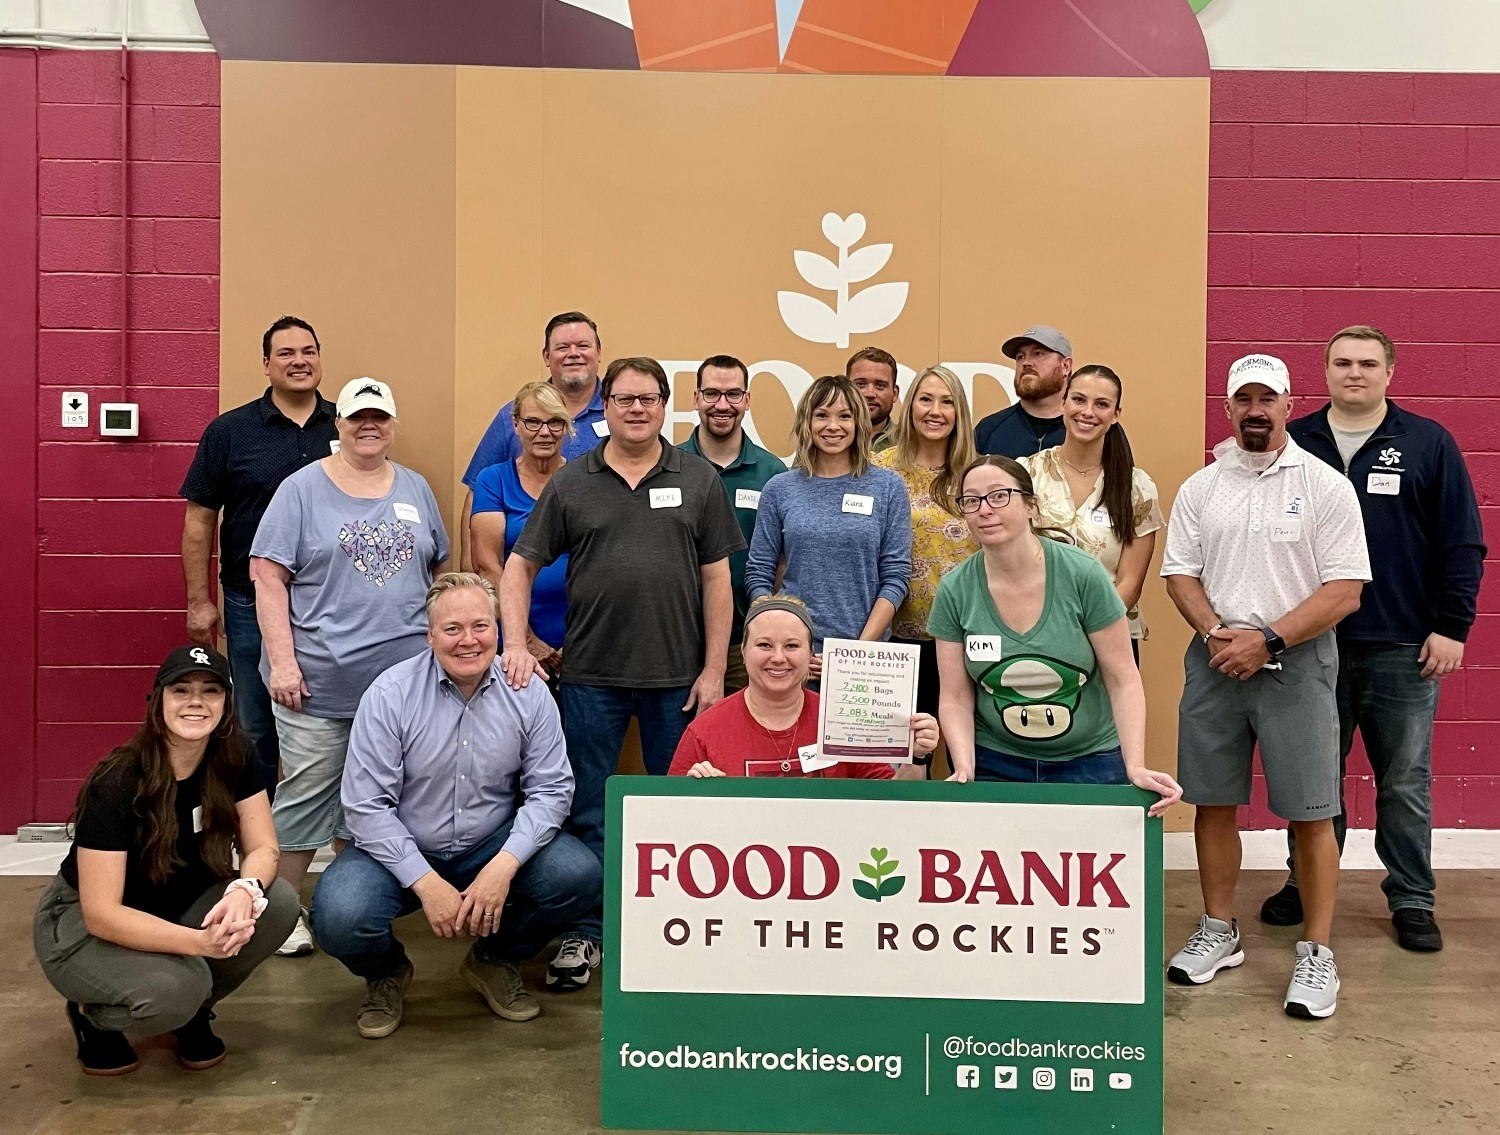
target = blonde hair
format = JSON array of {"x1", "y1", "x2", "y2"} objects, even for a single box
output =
[
  {"x1": 1324, "y1": 324, "x2": 1395, "y2": 368},
  {"x1": 888, "y1": 365, "x2": 977, "y2": 512},
  {"x1": 424, "y1": 571, "x2": 499, "y2": 620},
  {"x1": 510, "y1": 380, "x2": 577, "y2": 437},
  {"x1": 792, "y1": 375, "x2": 872, "y2": 478}
]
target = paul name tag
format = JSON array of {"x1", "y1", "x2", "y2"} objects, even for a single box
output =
[
  {"x1": 1269, "y1": 518, "x2": 1303, "y2": 543},
  {"x1": 966, "y1": 635, "x2": 1003, "y2": 661},
  {"x1": 735, "y1": 488, "x2": 762, "y2": 510},
  {"x1": 592, "y1": 420, "x2": 610, "y2": 437},
  {"x1": 393, "y1": 502, "x2": 420, "y2": 523},
  {"x1": 1367, "y1": 472, "x2": 1401, "y2": 496},
  {"x1": 650, "y1": 487, "x2": 682, "y2": 509},
  {"x1": 798, "y1": 743, "x2": 838, "y2": 774},
  {"x1": 842, "y1": 493, "x2": 874, "y2": 516},
  {"x1": 191, "y1": 805, "x2": 203, "y2": 834}
]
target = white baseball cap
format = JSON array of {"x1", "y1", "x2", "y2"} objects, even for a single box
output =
[
  {"x1": 1226, "y1": 354, "x2": 1290, "y2": 397},
  {"x1": 336, "y1": 377, "x2": 398, "y2": 418}
]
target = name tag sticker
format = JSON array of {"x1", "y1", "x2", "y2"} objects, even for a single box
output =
[
  {"x1": 842, "y1": 493, "x2": 874, "y2": 516},
  {"x1": 329, "y1": 440, "x2": 340, "y2": 454},
  {"x1": 650, "y1": 487, "x2": 682, "y2": 509},
  {"x1": 592, "y1": 420, "x2": 610, "y2": 437},
  {"x1": 798, "y1": 744, "x2": 838, "y2": 774},
  {"x1": 191, "y1": 805, "x2": 203, "y2": 834},
  {"x1": 1269, "y1": 518, "x2": 1303, "y2": 543},
  {"x1": 1088, "y1": 506, "x2": 1110, "y2": 526},
  {"x1": 735, "y1": 488, "x2": 762, "y2": 510},
  {"x1": 393, "y1": 502, "x2": 420, "y2": 523},
  {"x1": 1367, "y1": 472, "x2": 1401, "y2": 496},
  {"x1": 966, "y1": 635, "x2": 1003, "y2": 662}
]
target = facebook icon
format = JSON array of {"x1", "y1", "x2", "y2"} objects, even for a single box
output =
[{"x1": 956, "y1": 1065, "x2": 980, "y2": 1089}]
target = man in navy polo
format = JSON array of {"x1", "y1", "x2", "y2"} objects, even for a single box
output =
[
  {"x1": 1261, "y1": 325, "x2": 1486, "y2": 953},
  {"x1": 181, "y1": 315, "x2": 338, "y2": 798}
]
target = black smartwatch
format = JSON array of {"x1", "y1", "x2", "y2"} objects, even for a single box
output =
[{"x1": 1260, "y1": 627, "x2": 1287, "y2": 657}]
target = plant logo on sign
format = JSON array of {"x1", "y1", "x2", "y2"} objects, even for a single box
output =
[
  {"x1": 777, "y1": 212, "x2": 909, "y2": 349},
  {"x1": 852, "y1": 846, "x2": 905, "y2": 902}
]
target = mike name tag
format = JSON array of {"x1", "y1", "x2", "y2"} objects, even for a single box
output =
[
  {"x1": 842, "y1": 493, "x2": 874, "y2": 516},
  {"x1": 650, "y1": 487, "x2": 682, "y2": 509}
]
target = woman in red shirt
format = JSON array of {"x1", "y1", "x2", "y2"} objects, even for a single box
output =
[{"x1": 668, "y1": 595, "x2": 939, "y2": 779}]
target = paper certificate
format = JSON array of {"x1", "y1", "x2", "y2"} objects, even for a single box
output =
[{"x1": 818, "y1": 638, "x2": 921, "y2": 762}]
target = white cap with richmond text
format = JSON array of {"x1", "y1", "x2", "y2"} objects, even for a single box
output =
[{"x1": 1226, "y1": 354, "x2": 1291, "y2": 397}]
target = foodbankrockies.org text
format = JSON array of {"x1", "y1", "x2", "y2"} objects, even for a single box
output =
[{"x1": 617, "y1": 1042, "x2": 903, "y2": 1079}]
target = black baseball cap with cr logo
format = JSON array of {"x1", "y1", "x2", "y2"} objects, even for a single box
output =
[{"x1": 153, "y1": 645, "x2": 234, "y2": 691}]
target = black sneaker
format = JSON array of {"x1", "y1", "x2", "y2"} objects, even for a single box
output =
[
  {"x1": 66, "y1": 1002, "x2": 139, "y2": 1077},
  {"x1": 1259, "y1": 883, "x2": 1304, "y2": 926},
  {"x1": 1392, "y1": 909, "x2": 1443, "y2": 953},
  {"x1": 173, "y1": 1005, "x2": 227, "y2": 1070}
]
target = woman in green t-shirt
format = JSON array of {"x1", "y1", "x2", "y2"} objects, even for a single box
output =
[{"x1": 927, "y1": 456, "x2": 1180, "y2": 816}]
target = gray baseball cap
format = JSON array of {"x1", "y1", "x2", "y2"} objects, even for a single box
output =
[{"x1": 1001, "y1": 325, "x2": 1073, "y2": 360}]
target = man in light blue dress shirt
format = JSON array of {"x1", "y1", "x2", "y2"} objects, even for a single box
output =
[{"x1": 312, "y1": 573, "x2": 601, "y2": 1039}]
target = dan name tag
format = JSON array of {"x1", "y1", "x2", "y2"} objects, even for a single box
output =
[
  {"x1": 393, "y1": 502, "x2": 421, "y2": 523},
  {"x1": 1367, "y1": 472, "x2": 1401, "y2": 496},
  {"x1": 650, "y1": 487, "x2": 682, "y2": 509},
  {"x1": 966, "y1": 635, "x2": 1003, "y2": 661},
  {"x1": 735, "y1": 488, "x2": 762, "y2": 510},
  {"x1": 842, "y1": 493, "x2": 874, "y2": 516},
  {"x1": 592, "y1": 420, "x2": 610, "y2": 437},
  {"x1": 1269, "y1": 518, "x2": 1302, "y2": 542}
]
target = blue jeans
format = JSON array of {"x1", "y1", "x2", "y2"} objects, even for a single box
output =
[
  {"x1": 1286, "y1": 641, "x2": 1439, "y2": 911},
  {"x1": 222, "y1": 587, "x2": 280, "y2": 800},
  {"x1": 559, "y1": 682, "x2": 692, "y2": 941},
  {"x1": 311, "y1": 821, "x2": 601, "y2": 981},
  {"x1": 974, "y1": 745, "x2": 1128, "y2": 785}
]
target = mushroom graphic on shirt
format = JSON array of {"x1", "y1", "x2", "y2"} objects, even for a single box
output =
[{"x1": 977, "y1": 655, "x2": 1091, "y2": 741}]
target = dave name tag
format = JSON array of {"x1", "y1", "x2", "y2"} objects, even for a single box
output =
[
  {"x1": 966, "y1": 635, "x2": 1003, "y2": 661},
  {"x1": 650, "y1": 487, "x2": 682, "y2": 509},
  {"x1": 735, "y1": 488, "x2": 762, "y2": 510},
  {"x1": 1269, "y1": 518, "x2": 1303, "y2": 542},
  {"x1": 842, "y1": 494, "x2": 874, "y2": 515},
  {"x1": 393, "y1": 502, "x2": 421, "y2": 523},
  {"x1": 1367, "y1": 473, "x2": 1401, "y2": 496},
  {"x1": 592, "y1": 420, "x2": 610, "y2": 437}
]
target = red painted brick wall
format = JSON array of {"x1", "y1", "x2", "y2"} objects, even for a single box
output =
[
  {"x1": 28, "y1": 48, "x2": 221, "y2": 821},
  {"x1": 1206, "y1": 71, "x2": 1500, "y2": 830}
]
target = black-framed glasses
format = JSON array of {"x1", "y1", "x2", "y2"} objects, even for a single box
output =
[
  {"x1": 955, "y1": 488, "x2": 1022, "y2": 514},
  {"x1": 698, "y1": 389, "x2": 746, "y2": 405},
  {"x1": 518, "y1": 417, "x2": 568, "y2": 434},
  {"x1": 608, "y1": 393, "x2": 664, "y2": 408}
]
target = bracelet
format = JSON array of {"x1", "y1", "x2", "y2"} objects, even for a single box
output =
[
  {"x1": 1201, "y1": 622, "x2": 1226, "y2": 644},
  {"x1": 224, "y1": 877, "x2": 269, "y2": 919}
]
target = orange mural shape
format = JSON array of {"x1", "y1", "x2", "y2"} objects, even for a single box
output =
[
  {"x1": 629, "y1": 0, "x2": 780, "y2": 72},
  {"x1": 780, "y1": 0, "x2": 980, "y2": 74}
]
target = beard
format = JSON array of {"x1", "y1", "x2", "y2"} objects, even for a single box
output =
[
  {"x1": 1015, "y1": 370, "x2": 1066, "y2": 401},
  {"x1": 1239, "y1": 419, "x2": 1273, "y2": 451},
  {"x1": 703, "y1": 412, "x2": 740, "y2": 438},
  {"x1": 555, "y1": 369, "x2": 595, "y2": 395}
]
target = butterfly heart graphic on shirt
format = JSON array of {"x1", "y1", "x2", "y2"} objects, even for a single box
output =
[{"x1": 337, "y1": 519, "x2": 416, "y2": 587}]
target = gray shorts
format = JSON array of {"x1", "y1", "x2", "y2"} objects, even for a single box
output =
[
  {"x1": 1176, "y1": 632, "x2": 1341, "y2": 822},
  {"x1": 270, "y1": 703, "x2": 353, "y2": 850}
]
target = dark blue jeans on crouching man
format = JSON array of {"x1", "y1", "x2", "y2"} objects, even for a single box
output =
[{"x1": 311, "y1": 820, "x2": 602, "y2": 981}]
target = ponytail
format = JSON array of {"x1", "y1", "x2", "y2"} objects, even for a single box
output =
[{"x1": 1070, "y1": 364, "x2": 1135, "y2": 547}]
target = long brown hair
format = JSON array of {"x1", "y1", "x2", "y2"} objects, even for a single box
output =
[
  {"x1": 1068, "y1": 365, "x2": 1136, "y2": 547},
  {"x1": 792, "y1": 375, "x2": 873, "y2": 477},
  {"x1": 944, "y1": 455, "x2": 1075, "y2": 545},
  {"x1": 888, "y1": 365, "x2": 978, "y2": 511},
  {"x1": 70, "y1": 683, "x2": 248, "y2": 885}
]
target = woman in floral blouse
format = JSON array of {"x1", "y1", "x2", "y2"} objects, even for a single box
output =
[{"x1": 1021, "y1": 365, "x2": 1163, "y2": 656}]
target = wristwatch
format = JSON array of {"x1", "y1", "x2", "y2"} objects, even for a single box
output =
[{"x1": 1260, "y1": 627, "x2": 1287, "y2": 657}]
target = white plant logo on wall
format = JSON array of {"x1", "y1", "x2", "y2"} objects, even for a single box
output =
[{"x1": 777, "y1": 212, "x2": 909, "y2": 349}]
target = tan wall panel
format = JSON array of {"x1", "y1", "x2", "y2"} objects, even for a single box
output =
[{"x1": 221, "y1": 61, "x2": 459, "y2": 538}]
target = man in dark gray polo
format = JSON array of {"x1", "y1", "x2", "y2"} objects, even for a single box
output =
[{"x1": 498, "y1": 355, "x2": 744, "y2": 993}]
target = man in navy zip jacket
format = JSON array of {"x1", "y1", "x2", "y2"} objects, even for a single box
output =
[{"x1": 1261, "y1": 325, "x2": 1486, "y2": 952}]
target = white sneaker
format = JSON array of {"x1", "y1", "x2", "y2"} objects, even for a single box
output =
[
  {"x1": 1284, "y1": 941, "x2": 1339, "y2": 1019},
  {"x1": 276, "y1": 907, "x2": 315, "y2": 957},
  {"x1": 1167, "y1": 915, "x2": 1244, "y2": 985},
  {"x1": 545, "y1": 936, "x2": 601, "y2": 991}
]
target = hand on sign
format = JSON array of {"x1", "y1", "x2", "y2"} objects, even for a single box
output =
[
  {"x1": 1128, "y1": 766, "x2": 1183, "y2": 817},
  {"x1": 685, "y1": 762, "x2": 726, "y2": 779},
  {"x1": 808, "y1": 653, "x2": 824, "y2": 681},
  {"x1": 909, "y1": 713, "x2": 940, "y2": 756}
]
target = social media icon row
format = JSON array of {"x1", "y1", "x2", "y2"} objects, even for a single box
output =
[{"x1": 956, "y1": 1066, "x2": 1132, "y2": 1091}]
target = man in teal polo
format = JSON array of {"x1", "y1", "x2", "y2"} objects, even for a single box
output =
[{"x1": 681, "y1": 355, "x2": 788, "y2": 691}]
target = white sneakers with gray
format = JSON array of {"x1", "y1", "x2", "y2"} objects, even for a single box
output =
[
  {"x1": 1283, "y1": 941, "x2": 1339, "y2": 1019},
  {"x1": 1169, "y1": 915, "x2": 1339, "y2": 1018}
]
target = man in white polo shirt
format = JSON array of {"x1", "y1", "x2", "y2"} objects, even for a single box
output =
[{"x1": 1160, "y1": 354, "x2": 1370, "y2": 1019}]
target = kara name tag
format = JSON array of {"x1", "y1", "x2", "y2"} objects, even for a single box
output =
[
  {"x1": 966, "y1": 635, "x2": 1003, "y2": 661},
  {"x1": 735, "y1": 488, "x2": 762, "y2": 510},
  {"x1": 842, "y1": 493, "x2": 874, "y2": 516},
  {"x1": 393, "y1": 502, "x2": 421, "y2": 523},
  {"x1": 592, "y1": 420, "x2": 610, "y2": 437},
  {"x1": 1367, "y1": 472, "x2": 1401, "y2": 496},
  {"x1": 650, "y1": 487, "x2": 682, "y2": 509}
]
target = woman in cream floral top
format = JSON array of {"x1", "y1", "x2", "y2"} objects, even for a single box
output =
[
  {"x1": 874, "y1": 365, "x2": 979, "y2": 730},
  {"x1": 1021, "y1": 365, "x2": 1163, "y2": 650}
]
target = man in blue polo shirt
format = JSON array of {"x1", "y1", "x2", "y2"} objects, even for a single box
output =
[
  {"x1": 458, "y1": 311, "x2": 607, "y2": 567},
  {"x1": 180, "y1": 315, "x2": 338, "y2": 799},
  {"x1": 974, "y1": 324, "x2": 1072, "y2": 458},
  {"x1": 680, "y1": 354, "x2": 787, "y2": 691},
  {"x1": 1261, "y1": 325, "x2": 1486, "y2": 953}
]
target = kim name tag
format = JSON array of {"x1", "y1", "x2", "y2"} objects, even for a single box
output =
[
  {"x1": 393, "y1": 502, "x2": 421, "y2": 523},
  {"x1": 650, "y1": 487, "x2": 682, "y2": 509},
  {"x1": 1269, "y1": 517, "x2": 1303, "y2": 542},
  {"x1": 842, "y1": 493, "x2": 874, "y2": 515},
  {"x1": 1367, "y1": 472, "x2": 1401, "y2": 496},
  {"x1": 735, "y1": 488, "x2": 762, "y2": 510},
  {"x1": 966, "y1": 635, "x2": 1003, "y2": 661},
  {"x1": 592, "y1": 420, "x2": 610, "y2": 437}
]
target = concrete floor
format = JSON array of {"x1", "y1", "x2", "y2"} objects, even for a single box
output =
[{"x1": 2, "y1": 870, "x2": 1496, "y2": 1135}]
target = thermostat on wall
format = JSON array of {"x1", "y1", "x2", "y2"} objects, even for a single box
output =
[{"x1": 99, "y1": 403, "x2": 140, "y2": 437}]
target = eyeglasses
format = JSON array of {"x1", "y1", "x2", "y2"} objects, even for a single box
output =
[
  {"x1": 955, "y1": 488, "x2": 1024, "y2": 514},
  {"x1": 697, "y1": 389, "x2": 746, "y2": 405},
  {"x1": 518, "y1": 417, "x2": 568, "y2": 434},
  {"x1": 608, "y1": 393, "x2": 664, "y2": 408}
]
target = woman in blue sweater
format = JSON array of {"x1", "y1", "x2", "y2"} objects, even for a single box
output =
[{"x1": 746, "y1": 374, "x2": 911, "y2": 681}]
